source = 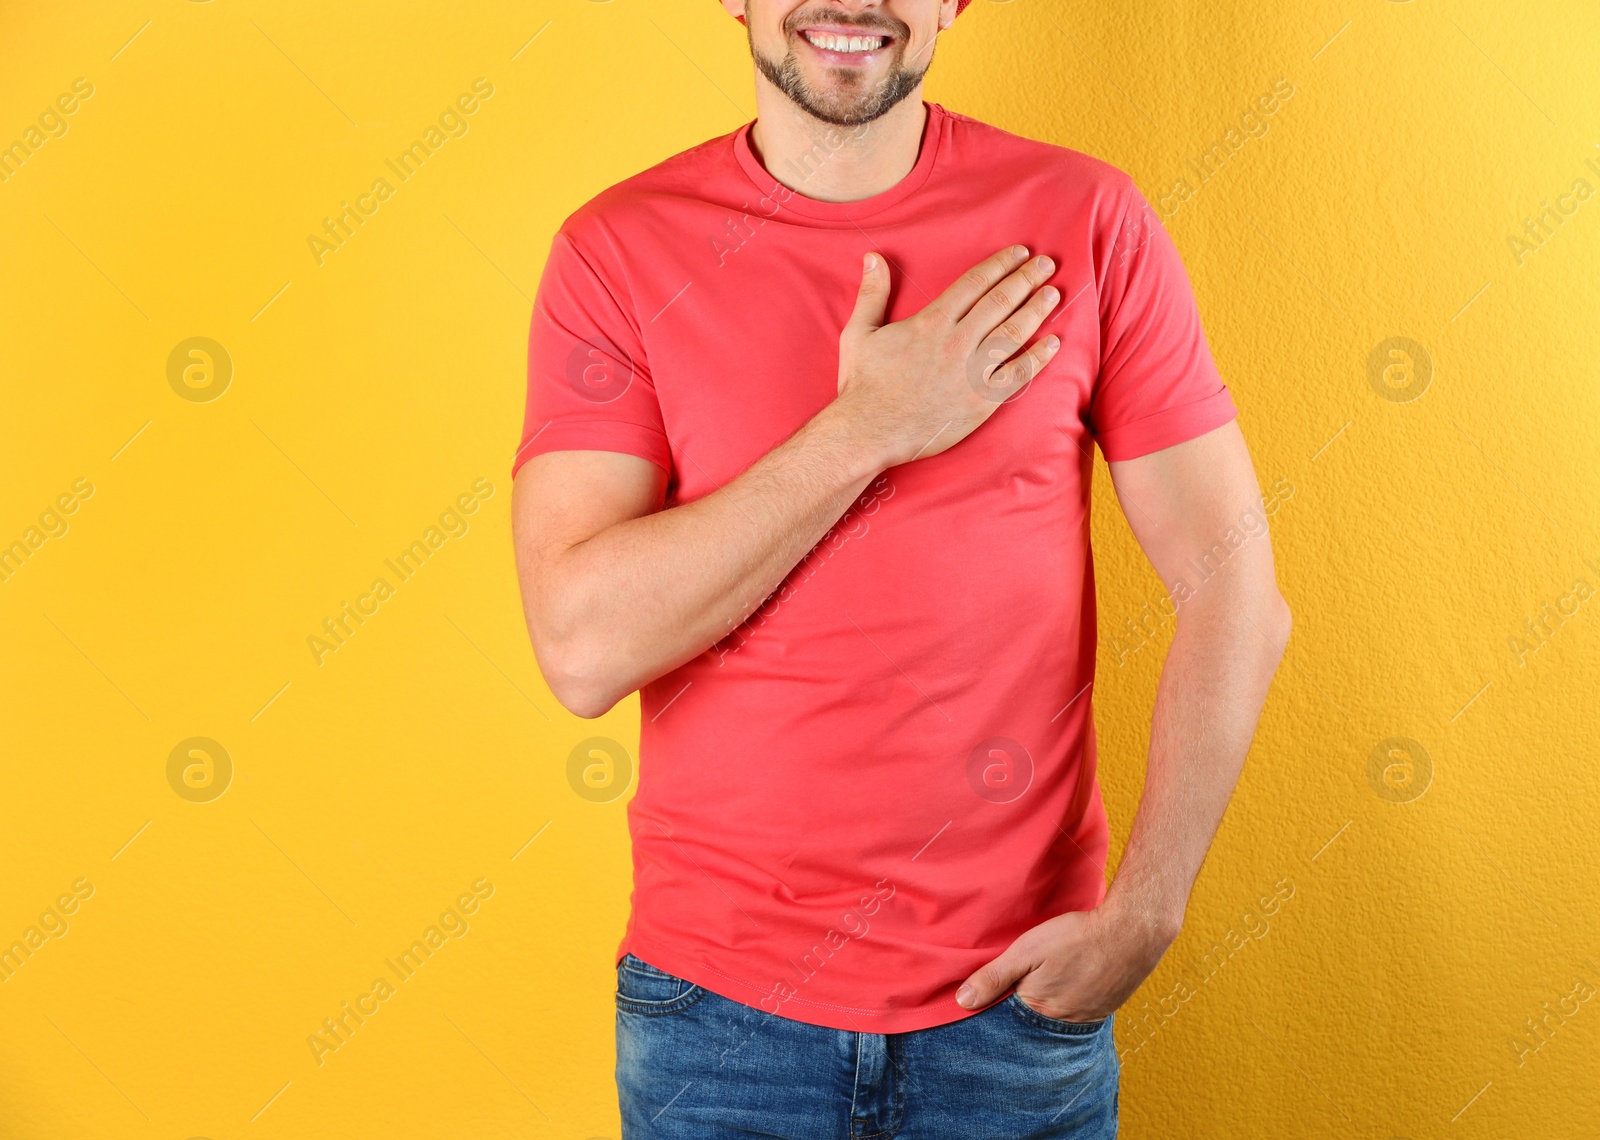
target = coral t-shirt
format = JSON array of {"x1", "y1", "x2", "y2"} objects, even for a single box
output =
[{"x1": 514, "y1": 100, "x2": 1237, "y2": 1033}]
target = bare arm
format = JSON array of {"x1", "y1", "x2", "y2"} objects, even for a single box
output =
[
  {"x1": 512, "y1": 418, "x2": 877, "y2": 719},
  {"x1": 958, "y1": 419, "x2": 1291, "y2": 1019},
  {"x1": 514, "y1": 244, "x2": 1064, "y2": 717},
  {"x1": 1099, "y1": 419, "x2": 1292, "y2": 939}
]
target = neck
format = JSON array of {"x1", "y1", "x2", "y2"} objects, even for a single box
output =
[{"x1": 746, "y1": 86, "x2": 928, "y2": 203}]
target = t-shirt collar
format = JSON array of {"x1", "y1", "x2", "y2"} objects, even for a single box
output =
[{"x1": 732, "y1": 100, "x2": 946, "y2": 225}]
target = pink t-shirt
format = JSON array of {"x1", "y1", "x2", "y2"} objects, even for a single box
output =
[{"x1": 515, "y1": 100, "x2": 1237, "y2": 1033}]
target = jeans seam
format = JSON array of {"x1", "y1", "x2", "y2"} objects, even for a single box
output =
[
  {"x1": 615, "y1": 987, "x2": 705, "y2": 1017},
  {"x1": 849, "y1": 1036, "x2": 905, "y2": 1140},
  {"x1": 1006, "y1": 992, "x2": 1108, "y2": 1035},
  {"x1": 616, "y1": 956, "x2": 705, "y2": 1017}
]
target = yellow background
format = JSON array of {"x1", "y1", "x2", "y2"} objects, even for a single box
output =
[{"x1": 2, "y1": 0, "x2": 1597, "y2": 1135}]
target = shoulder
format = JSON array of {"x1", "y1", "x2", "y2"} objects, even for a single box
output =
[
  {"x1": 555, "y1": 127, "x2": 741, "y2": 256},
  {"x1": 936, "y1": 104, "x2": 1139, "y2": 211}
]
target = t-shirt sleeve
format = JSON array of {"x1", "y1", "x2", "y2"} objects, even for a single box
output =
[
  {"x1": 1089, "y1": 184, "x2": 1238, "y2": 462},
  {"x1": 512, "y1": 228, "x2": 671, "y2": 480}
]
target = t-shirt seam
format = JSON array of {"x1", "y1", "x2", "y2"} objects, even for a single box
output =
[
  {"x1": 520, "y1": 416, "x2": 669, "y2": 439},
  {"x1": 1097, "y1": 182, "x2": 1146, "y2": 341},
  {"x1": 513, "y1": 422, "x2": 671, "y2": 474},
  {"x1": 1093, "y1": 387, "x2": 1232, "y2": 442},
  {"x1": 512, "y1": 432, "x2": 672, "y2": 479},
  {"x1": 550, "y1": 225, "x2": 652, "y2": 369},
  {"x1": 620, "y1": 941, "x2": 902, "y2": 1018}
]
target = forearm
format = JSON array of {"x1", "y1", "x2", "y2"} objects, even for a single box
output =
[
  {"x1": 1103, "y1": 584, "x2": 1291, "y2": 939},
  {"x1": 531, "y1": 404, "x2": 881, "y2": 715}
]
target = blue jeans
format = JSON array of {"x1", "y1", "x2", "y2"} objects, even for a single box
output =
[{"x1": 615, "y1": 953, "x2": 1119, "y2": 1139}]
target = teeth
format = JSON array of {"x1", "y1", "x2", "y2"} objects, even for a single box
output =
[{"x1": 804, "y1": 30, "x2": 887, "y2": 53}]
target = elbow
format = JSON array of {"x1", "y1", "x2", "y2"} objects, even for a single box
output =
[
  {"x1": 550, "y1": 682, "x2": 617, "y2": 722},
  {"x1": 535, "y1": 635, "x2": 625, "y2": 720},
  {"x1": 1181, "y1": 575, "x2": 1292, "y2": 656}
]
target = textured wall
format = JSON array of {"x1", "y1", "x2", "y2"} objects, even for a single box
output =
[{"x1": 2, "y1": 0, "x2": 1596, "y2": 1136}]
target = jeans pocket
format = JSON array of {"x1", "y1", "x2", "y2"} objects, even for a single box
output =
[
  {"x1": 1005, "y1": 992, "x2": 1110, "y2": 1036},
  {"x1": 616, "y1": 953, "x2": 705, "y2": 1016}
]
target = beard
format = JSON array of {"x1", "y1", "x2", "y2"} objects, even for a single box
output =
[{"x1": 749, "y1": 16, "x2": 931, "y2": 126}]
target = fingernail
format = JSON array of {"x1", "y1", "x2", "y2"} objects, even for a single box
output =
[
  {"x1": 1041, "y1": 286, "x2": 1059, "y2": 304},
  {"x1": 864, "y1": 253, "x2": 877, "y2": 271},
  {"x1": 956, "y1": 984, "x2": 975, "y2": 1008},
  {"x1": 1012, "y1": 245, "x2": 1029, "y2": 261},
  {"x1": 1046, "y1": 335, "x2": 1060, "y2": 350}
]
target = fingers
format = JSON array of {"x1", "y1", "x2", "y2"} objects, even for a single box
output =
[
  {"x1": 956, "y1": 948, "x2": 1032, "y2": 1010},
  {"x1": 962, "y1": 254, "x2": 1056, "y2": 348},
  {"x1": 928, "y1": 244, "x2": 1034, "y2": 325},
  {"x1": 843, "y1": 251, "x2": 891, "y2": 337},
  {"x1": 969, "y1": 282, "x2": 1062, "y2": 401},
  {"x1": 979, "y1": 334, "x2": 1062, "y2": 401}
]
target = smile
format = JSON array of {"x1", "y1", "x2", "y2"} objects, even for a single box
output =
[{"x1": 799, "y1": 27, "x2": 894, "y2": 56}]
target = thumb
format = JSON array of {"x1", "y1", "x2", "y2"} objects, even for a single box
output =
[
  {"x1": 844, "y1": 252, "x2": 889, "y2": 336},
  {"x1": 956, "y1": 944, "x2": 1035, "y2": 1011}
]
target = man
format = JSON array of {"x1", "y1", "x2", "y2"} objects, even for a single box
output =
[{"x1": 511, "y1": 0, "x2": 1291, "y2": 1135}]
